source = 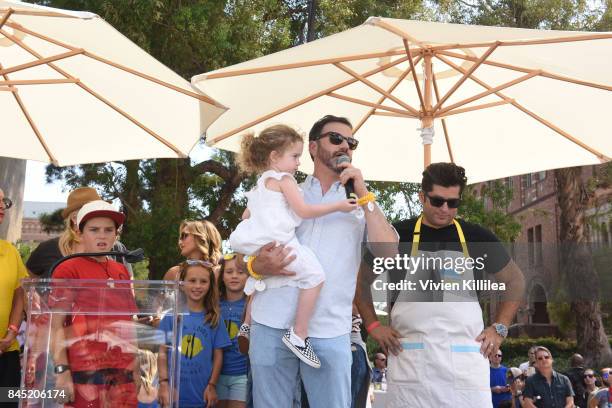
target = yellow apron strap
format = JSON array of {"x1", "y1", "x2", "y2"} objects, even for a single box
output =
[
  {"x1": 412, "y1": 215, "x2": 469, "y2": 258},
  {"x1": 411, "y1": 215, "x2": 423, "y2": 257},
  {"x1": 453, "y1": 219, "x2": 470, "y2": 258}
]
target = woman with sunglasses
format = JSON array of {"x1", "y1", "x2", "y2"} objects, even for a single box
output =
[
  {"x1": 589, "y1": 368, "x2": 612, "y2": 408},
  {"x1": 581, "y1": 369, "x2": 598, "y2": 407},
  {"x1": 164, "y1": 220, "x2": 223, "y2": 281},
  {"x1": 0, "y1": 189, "x2": 27, "y2": 407}
]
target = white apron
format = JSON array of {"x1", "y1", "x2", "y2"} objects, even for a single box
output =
[{"x1": 386, "y1": 216, "x2": 493, "y2": 408}]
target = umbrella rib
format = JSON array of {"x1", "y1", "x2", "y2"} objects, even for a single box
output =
[
  {"x1": 0, "y1": 78, "x2": 79, "y2": 85},
  {"x1": 3, "y1": 29, "x2": 186, "y2": 158},
  {"x1": 200, "y1": 49, "x2": 408, "y2": 80},
  {"x1": 429, "y1": 32, "x2": 612, "y2": 51},
  {"x1": 0, "y1": 62, "x2": 58, "y2": 164},
  {"x1": 0, "y1": 8, "x2": 13, "y2": 29},
  {"x1": 328, "y1": 92, "x2": 417, "y2": 117},
  {"x1": 0, "y1": 8, "x2": 80, "y2": 18},
  {"x1": 372, "y1": 111, "x2": 414, "y2": 118},
  {"x1": 353, "y1": 57, "x2": 422, "y2": 134},
  {"x1": 432, "y1": 43, "x2": 499, "y2": 113},
  {"x1": 5, "y1": 21, "x2": 223, "y2": 107},
  {"x1": 438, "y1": 50, "x2": 612, "y2": 92},
  {"x1": 333, "y1": 62, "x2": 420, "y2": 116},
  {"x1": 439, "y1": 100, "x2": 512, "y2": 118},
  {"x1": 208, "y1": 55, "x2": 410, "y2": 144},
  {"x1": 0, "y1": 48, "x2": 84, "y2": 76},
  {"x1": 368, "y1": 18, "x2": 427, "y2": 48},
  {"x1": 403, "y1": 39, "x2": 425, "y2": 110},
  {"x1": 437, "y1": 70, "x2": 541, "y2": 116},
  {"x1": 432, "y1": 71, "x2": 454, "y2": 163},
  {"x1": 435, "y1": 54, "x2": 610, "y2": 162}
]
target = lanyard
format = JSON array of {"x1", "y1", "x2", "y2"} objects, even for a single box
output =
[{"x1": 411, "y1": 215, "x2": 469, "y2": 258}]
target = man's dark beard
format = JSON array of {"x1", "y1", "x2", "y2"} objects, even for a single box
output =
[{"x1": 316, "y1": 141, "x2": 346, "y2": 174}]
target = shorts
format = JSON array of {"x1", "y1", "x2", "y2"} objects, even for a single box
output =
[{"x1": 217, "y1": 374, "x2": 248, "y2": 402}]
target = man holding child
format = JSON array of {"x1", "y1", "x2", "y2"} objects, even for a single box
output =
[{"x1": 239, "y1": 115, "x2": 397, "y2": 407}]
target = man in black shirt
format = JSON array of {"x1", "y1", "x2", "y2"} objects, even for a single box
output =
[
  {"x1": 564, "y1": 354, "x2": 585, "y2": 408},
  {"x1": 523, "y1": 346, "x2": 574, "y2": 408},
  {"x1": 355, "y1": 162, "x2": 526, "y2": 408}
]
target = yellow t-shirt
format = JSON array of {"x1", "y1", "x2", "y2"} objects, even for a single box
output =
[{"x1": 0, "y1": 240, "x2": 28, "y2": 352}]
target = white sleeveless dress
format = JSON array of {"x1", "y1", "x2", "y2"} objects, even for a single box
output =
[{"x1": 229, "y1": 170, "x2": 326, "y2": 295}]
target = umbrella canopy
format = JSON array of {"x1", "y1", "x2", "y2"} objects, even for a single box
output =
[
  {"x1": 0, "y1": 0, "x2": 226, "y2": 166},
  {"x1": 192, "y1": 17, "x2": 611, "y2": 184}
]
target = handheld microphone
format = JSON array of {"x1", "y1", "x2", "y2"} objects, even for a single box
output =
[{"x1": 335, "y1": 154, "x2": 357, "y2": 200}]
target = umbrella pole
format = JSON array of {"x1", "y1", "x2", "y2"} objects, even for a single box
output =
[{"x1": 421, "y1": 52, "x2": 434, "y2": 168}]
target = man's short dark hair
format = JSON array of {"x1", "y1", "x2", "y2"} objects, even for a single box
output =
[
  {"x1": 422, "y1": 162, "x2": 468, "y2": 195},
  {"x1": 309, "y1": 115, "x2": 352, "y2": 141}
]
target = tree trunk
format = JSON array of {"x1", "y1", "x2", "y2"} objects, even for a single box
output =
[
  {"x1": 0, "y1": 158, "x2": 27, "y2": 242},
  {"x1": 306, "y1": 0, "x2": 318, "y2": 43},
  {"x1": 555, "y1": 167, "x2": 612, "y2": 366},
  {"x1": 147, "y1": 158, "x2": 191, "y2": 279}
]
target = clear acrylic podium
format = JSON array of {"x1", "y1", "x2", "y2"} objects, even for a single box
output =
[{"x1": 21, "y1": 278, "x2": 186, "y2": 408}]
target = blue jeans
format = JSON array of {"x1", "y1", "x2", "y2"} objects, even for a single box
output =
[
  {"x1": 250, "y1": 321, "x2": 351, "y2": 408},
  {"x1": 350, "y1": 344, "x2": 369, "y2": 408}
]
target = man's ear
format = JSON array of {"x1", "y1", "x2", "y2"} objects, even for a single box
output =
[
  {"x1": 309, "y1": 141, "x2": 317, "y2": 161},
  {"x1": 418, "y1": 191, "x2": 425, "y2": 205}
]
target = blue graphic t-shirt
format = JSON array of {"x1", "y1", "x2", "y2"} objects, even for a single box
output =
[
  {"x1": 159, "y1": 311, "x2": 231, "y2": 407},
  {"x1": 220, "y1": 297, "x2": 248, "y2": 376}
]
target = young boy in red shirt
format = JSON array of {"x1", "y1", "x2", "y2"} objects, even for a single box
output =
[{"x1": 51, "y1": 200, "x2": 138, "y2": 407}]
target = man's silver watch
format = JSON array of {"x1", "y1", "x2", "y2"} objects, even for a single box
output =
[{"x1": 492, "y1": 323, "x2": 508, "y2": 338}]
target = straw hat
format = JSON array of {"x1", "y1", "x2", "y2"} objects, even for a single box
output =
[{"x1": 61, "y1": 187, "x2": 102, "y2": 219}]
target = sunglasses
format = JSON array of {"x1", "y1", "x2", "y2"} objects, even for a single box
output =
[
  {"x1": 179, "y1": 232, "x2": 191, "y2": 240},
  {"x1": 185, "y1": 259, "x2": 214, "y2": 268},
  {"x1": 584, "y1": 374, "x2": 595, "y2": 378},
  {"x1": 1, "y1": 197, "x2": 12, "y2": 209},
  {"x1": 316, "y1": 131, "x2": 359, "y2": 150},
  {"x1": 426, "y1": 194, "x2": 461, "y2": 209},
  {"x1": 537, "y1": 355, "x2": 551, "y2": 361},
  {"x1": 495, "y1": 354, "x2": 503, "y2": 358},
  {"x1": 376, "y1": 357, "x2": 386, "y2": 361}
]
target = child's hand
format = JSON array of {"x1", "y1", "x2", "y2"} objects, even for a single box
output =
[
  {"x1": 204, "y1": 384, "x2": 218, "y2": 407},
  {"x1": 158, "y1": 382, "x2": 170, "y2": 407},
  {"x1": 337, "y1": 198, "x2": 358, "y2": 213}
]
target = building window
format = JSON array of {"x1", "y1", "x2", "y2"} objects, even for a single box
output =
[
  {"x1": 535, "y1": 225, "x2": 543, "y2": 265},
  {"x1": 528, "y1": 227, "x2": 534, "y2": 266}
]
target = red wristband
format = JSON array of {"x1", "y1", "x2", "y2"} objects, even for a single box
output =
[
  {"x1": 366, "y1": 321, "x2": 381, "y2": 333},
  {"x1": 7, "y1": 324, "x2": 18, "y2": 333}
]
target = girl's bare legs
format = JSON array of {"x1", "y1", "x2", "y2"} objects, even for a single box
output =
[{"x1": 291, "y1": 282, "x2": 323, "y2": 343}]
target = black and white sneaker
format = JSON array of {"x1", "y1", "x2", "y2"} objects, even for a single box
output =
[
  {"x1": 237, "y1": 323, "x2": 250, "y2": 355},
  {"x1": 282, "y1": 329, "x2": 321, "y2": 369}
]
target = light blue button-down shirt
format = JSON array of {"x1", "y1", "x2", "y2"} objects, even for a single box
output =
[{"x1": 251, "y1": 175, "x2": 366, "y2": 338}]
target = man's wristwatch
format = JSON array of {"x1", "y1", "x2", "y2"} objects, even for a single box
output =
[
  {"x1": 492, "y1": 323, "x2": 508, "y2": 338},
  {"x1": 54, "y1": 364, "x2": 70, "y2": 374}
]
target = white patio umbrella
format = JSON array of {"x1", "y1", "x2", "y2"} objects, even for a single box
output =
[
  {"x1": 0, "y1": 0, "x2": 226, "y2": 166},
  {"x1": 192, "y1": 17, "x2": 611, "y2": 184}
]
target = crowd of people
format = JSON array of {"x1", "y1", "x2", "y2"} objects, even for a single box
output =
[
  {"x1": 490, "y1": 348, "x2": 611, "y2": 408},
  {"x1": 0, "y1": 114, "x2": 607, "y2": 408}
]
